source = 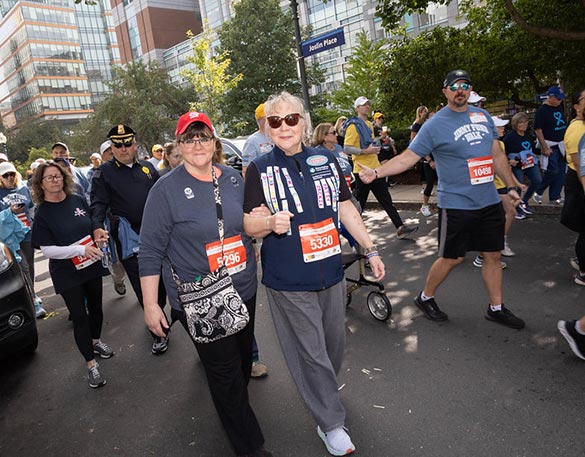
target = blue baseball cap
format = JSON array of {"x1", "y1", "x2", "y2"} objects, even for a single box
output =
[{"x1": 546, "y1": 86, "x2": 566, "y2": 100}]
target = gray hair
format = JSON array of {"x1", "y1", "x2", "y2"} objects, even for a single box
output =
[
  {"x1": 511, "y1": 112, "x2": 529, "y2": 130},
  {"x1": 264, "y1": 92, "x2": 310, "y2": 142}
]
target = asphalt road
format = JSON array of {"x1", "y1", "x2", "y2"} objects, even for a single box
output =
[{"x1": 1, "y1": 209, "x2": 584, "y2": 457}]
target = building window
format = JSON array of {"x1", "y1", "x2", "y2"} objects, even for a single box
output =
[{"x1": 127, "y1": 15, "x2": 142, "y2": 59}]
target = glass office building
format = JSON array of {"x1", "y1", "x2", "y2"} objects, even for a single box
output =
[{"x1": 0, "y1": 0, "x2": 119, "y2": 129}]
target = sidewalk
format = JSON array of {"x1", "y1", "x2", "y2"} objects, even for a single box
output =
[{"x1": 365, "y1": 184, "x2": 562, "y2": 215}]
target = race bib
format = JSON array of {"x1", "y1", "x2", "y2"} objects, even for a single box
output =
[
  {"x1": 206, "y1": 234, "x2": 247, "y2": 275},
  {"x1": 469, "y1": 112, "x2": 488, "y2": 124},
  {"x1": 467, "y1": 156, "x2": 494, "y2": 185},
  {"x1": 520, "y1": 151, "x2": 535, "y2": 169},
  {"x1": 299, "y1": 217, "x2": 341, "y2": 263},
  {"x1": 71, "y1": 235, "x2": 98, "y2": 270}
]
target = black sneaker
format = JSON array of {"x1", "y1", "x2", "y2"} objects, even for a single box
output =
[
  {"x1": 414, "y1": 292, "x2": 448, "y2": 321},
  {"x1": 485, "y1": 305, "x2": 525, "y2": 329},
  {"x1": 557, "y1": 320, "x2": 585, "y2": 361}
]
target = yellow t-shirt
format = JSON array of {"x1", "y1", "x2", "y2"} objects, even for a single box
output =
[
  {"x1": 494, "y1": 140, "x2": 505, "y2": 189},
  {"x1": 344, "y1": 121, "x2": 381, "y2": 173},
  {"x1": 564, "y1": 119, "x2": 585, "y2": 172}
]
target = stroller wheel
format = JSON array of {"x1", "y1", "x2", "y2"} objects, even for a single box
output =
[
  {"x1": 367, "y1": 291, "x2": 392, "y2": 321},
  {"x1": 346, "y1": 293, "x2": 352, "y2": 307}
]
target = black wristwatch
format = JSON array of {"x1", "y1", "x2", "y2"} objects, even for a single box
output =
[{"x1": 507, "y1": 187, "x2": 520, "y2": 193}]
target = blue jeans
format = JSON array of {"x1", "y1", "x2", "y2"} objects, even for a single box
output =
[
  {"x1": 512, "y1": 164, "x2": 542, "y2": 203},
  {"x1": 535, "y1": 147, "x2": 566, "y2": 200}
]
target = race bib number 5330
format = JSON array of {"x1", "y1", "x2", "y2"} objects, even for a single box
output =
[{"x1": 298, "y1": 218, "x2": 341, "y2": 263}]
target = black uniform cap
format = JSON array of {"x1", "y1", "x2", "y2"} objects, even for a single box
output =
[
  {"x1": 443, "y1": 70, "x2": 471, "y2": 88},
  {"x1": 107, "y1": 124, "x2": 135, "y2": 141}
]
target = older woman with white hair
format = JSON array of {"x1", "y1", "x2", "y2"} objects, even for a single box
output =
[{"x1": 243, "y1": 92, "x2": 384, "y2": 456}]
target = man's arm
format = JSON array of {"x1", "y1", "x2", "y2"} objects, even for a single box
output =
[
  {"x1": 491, "y1": 140, "x2": 521, "y2": 204},
  {"x1": 358, "y1": 149, "x2": 421, "y2": 184},
  {"x1": 89, "y1": 169, "x2": 109, "y2": 229},
  {"x1": 534, "y1": 128, "x2": 551, "y2": 156}
]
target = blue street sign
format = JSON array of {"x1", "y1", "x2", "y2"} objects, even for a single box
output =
[{"x1": 301, "y1": 28, "x2": 345, "y2": 58}]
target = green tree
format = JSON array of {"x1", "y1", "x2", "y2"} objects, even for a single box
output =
[
  {"x1": 218, "y1": 0, "x2": 324, "y2": 136},
  {"x1": 180, "y1": 28, "x2": 243, "y2": 134},
  {"x1": 78, "y1": 60, "x2": 195, "y2": 154},
  {"x1": 325, "y1": 31, "x2": 388, "y2": 121},
  {"x1": 5, "y1": 120, "x2": 63, "y2": 164}
]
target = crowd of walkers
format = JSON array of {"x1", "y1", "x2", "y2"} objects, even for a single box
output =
[{"x1": 2, "y1": 70, "x2": 585, "y2": 456}]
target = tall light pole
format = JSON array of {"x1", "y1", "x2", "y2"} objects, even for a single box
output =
[
  {"x1": 290, "y1": 0, "x2": 311, "y2": 113},
  {"x1": 0, "y1": 132, "x2": 6, "y2": 156}
]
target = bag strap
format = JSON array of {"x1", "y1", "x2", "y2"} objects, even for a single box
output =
[{"x1": 211, "y1": 166, "x2": 226, "y2": 259}]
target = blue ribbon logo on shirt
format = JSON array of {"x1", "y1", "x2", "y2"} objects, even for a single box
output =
[
  {"x1": 522, "y1": 141, "x2": 532, "y2": 150},
  {"x1": 554, "y1": 112, "x2": 565, "y2": 127}
]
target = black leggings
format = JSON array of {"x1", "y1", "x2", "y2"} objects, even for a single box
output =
[
  {"x1": 422, "y1": 162, "x2": 437, "y2": 197},
  {"x1": 60, "y1": 277, "x2": 103, "y2": 362},
  {"x1": 353, "y1": 173, "x2": 404, "y2": 229},
  {"x1": 173, "y1": 295, "x2": 264, "y2": 455},
  {"x1": 576, "y1": 233, "x2": 585, "y2": 273}
]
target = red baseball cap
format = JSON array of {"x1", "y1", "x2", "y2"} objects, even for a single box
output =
[{"x1": 175, "y1": 112, "x2": 215, "y2": 137}]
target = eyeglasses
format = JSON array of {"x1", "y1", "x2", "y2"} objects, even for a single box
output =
[
  {"x1": 447, "y1": 82, "x2": 471, "y2": 92},
  {"x1": 266, "y1": 113, "x2": 302, "y2": 129},
  {"x1": 42, "y1": 174, "x2": 63, "y2": 182},
  {"x1": 327, "y1": 131, "x2": 336, "y2": 135},
  {"x1": 2, "y1": 172, "x2": 16, "y2": 178},
  {"x1": 155, "y1": 149, "x2": 163, "y2": 152},
  {"x1": 112, "y1": 140, "x2": 134, "y2": 148},
  {"x1": 181, "y1": 137, "x2": 214, "y2": 146}
]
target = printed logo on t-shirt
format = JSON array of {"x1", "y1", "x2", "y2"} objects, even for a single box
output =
[
  {"x1": 453, "y1": 123, "x2": 491, "y2": 146},
  {"x1": 74, "y1": 207, "x2": 86, "y2": 217},
  {"x1": 184, "y1": 187, "x2": 194, "y2": 199}
]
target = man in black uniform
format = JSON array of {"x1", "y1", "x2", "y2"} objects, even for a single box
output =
[{"x1": 90, "y1": 125, "x2": 169, "y2": 355}]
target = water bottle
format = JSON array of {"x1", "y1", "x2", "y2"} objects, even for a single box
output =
[{"x1": 99, "y1": 241, "x2": 111, "y2": 268}]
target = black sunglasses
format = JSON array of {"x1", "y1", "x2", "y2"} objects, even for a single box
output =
[
  {"x1": 2, "y1": 172, "x2": 16, "y2": 178},
  {"x1": 112, "y1": 140, "x2": 134, "y2": 148},
  {"x1": 266, "y1": 113, "x2": 302, "y2": 129}
]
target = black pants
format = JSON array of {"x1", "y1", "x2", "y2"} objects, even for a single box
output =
[
  {"x1": 60, "y1": 277, "x2": 103, "y2": 362},
  {"x1": 173, "y1": 295, "x2": 264, "y2": 455},
  {"x1": 422, "y1": 162, "x2": 437, "y2": 197},
  {"x1": 120, "y1": 254, "x2": 167, "y2": 339},
  {"x1": 354, "y1": 174, "x2": 404, "y2": 229}
]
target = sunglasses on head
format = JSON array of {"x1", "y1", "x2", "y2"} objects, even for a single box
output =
[
  {"x1": 2, "y1": 172, "x2": 16, "y2": 178},
  {"x1": 112, "y1": 140, "x2": 134, "y2": 148},
  {"x1": 447, "y1": 82, "x2": 471, "y2": 92},
  {"x1": 266, "y1": 113, "x2": 302, "y2": 129}
]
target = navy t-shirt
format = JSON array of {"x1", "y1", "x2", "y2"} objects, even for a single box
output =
[
  {"x1": 533, "y1": 103, "x2": 567, "y2": 142},
  {"x1": 31, "y1": 194, "x2": 106, "y2": 294}
]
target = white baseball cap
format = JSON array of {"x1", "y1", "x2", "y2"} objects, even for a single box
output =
[
  {"x1": 468, "y1": 91, "x2": 486, "y2": 104},
  {"x1": 492, "y1": 116, "x2": 509, "y2": 127},
  {"x1": 353, "y1": 96, "x2": 370, "y2": 109},
  {"x1": 0, "y1": 152, "x2": 8, "y2": 162},
  {"x1": 99, "y1": 140, "x2": 112, "y2": 155}
]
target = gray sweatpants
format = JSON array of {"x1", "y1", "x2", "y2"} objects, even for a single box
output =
[{"x1": 266, "y1": 280, "x2": 346, "y2": 432}]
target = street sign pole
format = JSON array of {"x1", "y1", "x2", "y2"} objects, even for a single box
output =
[{"x1": 290, "y1": 0, "x2": 312, "y2": 113}]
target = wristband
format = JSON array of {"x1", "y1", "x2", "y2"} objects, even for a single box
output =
[
  {"x1": 265, "y1": 216, "x2": 271, "y2": 230},
  {"x1": 507, "y1": 187, "x2": 519, "y2": 194},
  {"x1": 365, "y1": 251, "x2": 379, "y2": 259}
]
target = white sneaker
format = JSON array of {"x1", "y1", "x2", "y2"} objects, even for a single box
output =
[
  {"x1": 501, "y1": 245, "x2": 515, "y2": 257},
  {"x1": 420, "y1": 204, "x2": 432, "y2": 217},
  {"x1": 317, "y1": 426, "x2": 355, "y2": 456}
]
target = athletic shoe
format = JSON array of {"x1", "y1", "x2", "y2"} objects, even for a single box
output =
[
  {"x1": 501, "y1": 245, "x2": 515, "y2": 257},
  {"x1": 472, "y1": 255, "x2": 507, "y2": 269},
  {"x1": 554, "y1": 198, "x2": 565, "y2": 205},
  {"x1": 251, "y1": 360, "x2": 269, "y2": 379},
  {"x1": 397, "y1": 225, "x2": 419, "y2": 239},
  {"x1": 420, "y1": 204, "x2": 432, "y2": 217},
  {"x1": 152, "y1": 336, "x2": 169, "y2": 355},
  {"x1": 557, "y1": 320, "x2": 585, "y2": 361},
  {"x1": 414, "y1": 292, "x2": 448, "y2": 321},
  {"x1": 317, "y1": 426, "x2": 355, "y2": 456},
  {"x1": 485, "y1": 305, "x2": 525, "y2": 329},
  {"x1": 514, "y1": 209, "x2": 527, "y2": 220},
  {"x1": 574, "y1": 272, "x2": 585, "y2": 286},
  {"x1": 570, "y1": 257, "x2": 580, "y2": 271},
  {"x1": 532, "y1": 193, "x2": 543, "y2": 204},
  {"x1": 519, "y1": 202, "x2": 534, "y2": 215},
  {"x1": 93, "y1": 341, "x2": 114, "y2": 359},
  {"x1": 114, "y1": 281, "x2": 126, "y2": 295},
  {"x1": 88, "y1": 363, "x2": 106, "y2": 388}
]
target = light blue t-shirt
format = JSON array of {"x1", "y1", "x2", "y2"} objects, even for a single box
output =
[
  {"x1": 409, "y1": 106, "x2": 501, "y2": 210},
  {"x1": 242, "y1": 131, "x2": 274, "y2": 167}
]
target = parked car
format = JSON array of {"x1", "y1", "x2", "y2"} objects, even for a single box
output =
[
  {"x1": 221, "y1": 136, "x2": 248, "y2": 174},
  {"x1": 0, "y1": 242, "x2": 38, "y2": 359}
]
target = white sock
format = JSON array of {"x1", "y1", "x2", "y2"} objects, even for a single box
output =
[
  {"x1": 421, "y1": 292, "x2": 433, "y2": 301},
  {"x1": 490, "y1": 304, "x2": 502, "y2": 312},
  {"x1": 575, "y1": 321, "x2": 585, "y2": 335}
]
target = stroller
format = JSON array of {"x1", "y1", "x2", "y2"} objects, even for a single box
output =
[{"x1": 342, "y1": 250, "x2": 392, "y2": 321}]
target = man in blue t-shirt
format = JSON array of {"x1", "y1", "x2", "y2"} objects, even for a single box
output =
[
  {"x1": 358, "y1": 69, "x2": 525, "y2": 329},
  {"x1": 532, "y1": 86, "x2": 568, "y2": 205}
]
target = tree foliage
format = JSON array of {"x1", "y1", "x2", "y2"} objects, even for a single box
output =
[
  {"x1": 322, "y1": 31, "x2": 388, "y2": 121},
  {"x1": 180, "y1": 28, "x2": 243, "y2": 134},
  {"x1": 218, "y1": 0, "x2": 324, "y2": 136},
  {"x1": 376, "y1": 0, "x2": 585, "y2": 41},
  {"x1": 78, "y1": 60, "x2": 195, "y2": 153},
  {"x1": 5, "y1": 120, "x2": 63, "y2": 164}
]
